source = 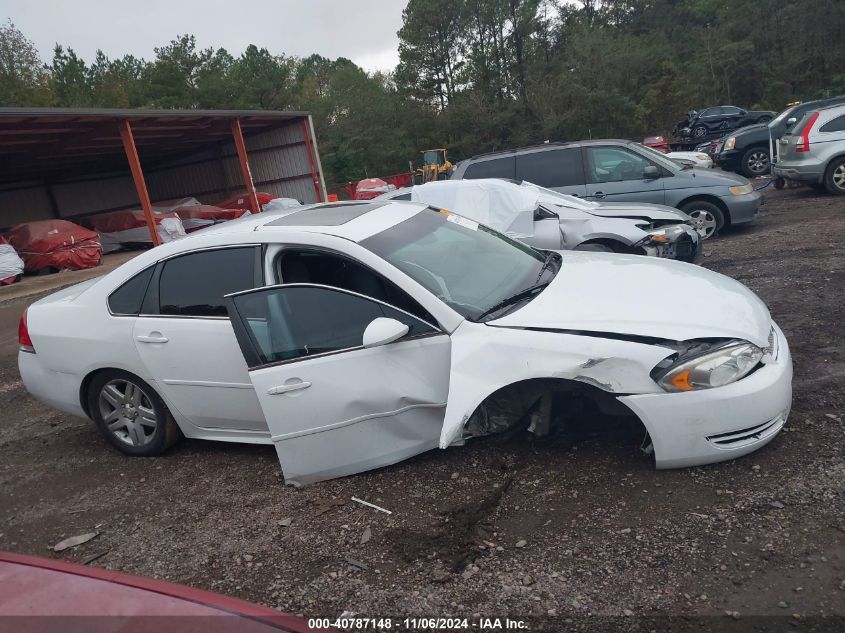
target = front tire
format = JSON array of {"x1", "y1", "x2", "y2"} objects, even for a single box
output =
[
  {"x1": 740, "y1": 147, "x2": 770, "y2": 178},
  {"x1": 824, "y1": 157, "x2": 845, "y2": 195},
  {"x1": 681, "y1": 200, "x2": 724, "y2": 239},
  {"x1": 88, "y1": 370, "x2": 181, "y2": 456}
]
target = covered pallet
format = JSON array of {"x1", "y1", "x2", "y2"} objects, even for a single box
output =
[
  {"x1": 87, "y1": 209, "x2": 186, "y2": 253},
  {"x1": 0, "y1": 235, "x2": 25, "y2": 285},
  {"x1": 7, "y1": 220, "x2": 101, "y2": 273}
]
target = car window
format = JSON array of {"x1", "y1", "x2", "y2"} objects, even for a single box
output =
[
  {"x1": 819, "y1": 114, "x2": 845, "y2": 133},
  {"x1": 108, "y1": 265, "x2": 154, "y2": 315},
  {"x1": 586, "y1": 146, "x2": 654, "y2": 183},
  {"x1": 158, "y1": 247, "x2": 257, "y2": 317},
  {"x1": 463, "y1": 156, "x2": 515, "y2": 180},
  {"x1": 231, "y1": 285, "x2": 436, "y2": 365},
  {"x1": 277, "y1": 249, "x2": 437, "y2": 325},
  {"x1": 722, "y1": 106, "x2": 742, "y2": 115},
  {"x1": 514, "y1": 148, "x2": 584, "y2": 188},
  {"x1": 700, "y1": 107, "x2": 721, "y2": 117}
]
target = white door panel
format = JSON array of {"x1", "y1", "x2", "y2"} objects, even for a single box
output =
[
  {"x1": 248, "y1": 335, "x2": 450, "y2": 486},
  {"x1": 133, "y1": 318, "x2": 266, "y2": 431}
]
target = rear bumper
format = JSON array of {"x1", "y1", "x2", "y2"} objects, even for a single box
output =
[
  {"x1": 721, "y1": 190, "x2": 762, "y2": 225},
  {"x1": 619, "y1": 323, "x2": 791, "y2": 468},
  {"x1": 772, "y1": 163, "x2": 824, "y2": 183},
  {"x1": 18, "y1": 351, "x2": 87, "y2": 419}
]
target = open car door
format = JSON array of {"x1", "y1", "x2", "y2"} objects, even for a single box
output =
[{"x1": 225, "y1": 283, "x2": 451, "y2": 486}]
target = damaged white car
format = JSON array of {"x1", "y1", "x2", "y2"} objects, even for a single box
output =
[
  {"x1": 380, "y1": 179, "x2": 701, "y2": 261},
  {"x1": 19, "y1": 201, "x2": 791, "y2": 486}
]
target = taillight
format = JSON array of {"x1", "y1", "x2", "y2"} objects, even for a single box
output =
[
  {"x1": 18, "y1": 308, "x2": 35, "y2": 353},
  {"x1": 795, "y1": 112, "x2": 819, "y2": 153}
]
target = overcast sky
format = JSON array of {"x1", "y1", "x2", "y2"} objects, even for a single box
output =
[{"x1": 1, "y1": 0, "x2": 406, "y2": 72}]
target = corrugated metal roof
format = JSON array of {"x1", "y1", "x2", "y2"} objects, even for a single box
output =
[{"x1": 0, "y1": 107, "x2": 312, "y2": 185}]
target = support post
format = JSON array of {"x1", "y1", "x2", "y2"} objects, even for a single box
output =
[
  {"x1": 230, "y1": 119, "x2": 261, "y2": 214},
  {"x1": 301, "y1": 118, "x2": 324, "y2": 202},
  {"x1": 118, "y1": 119, "x2": 160, "y2": 246}
]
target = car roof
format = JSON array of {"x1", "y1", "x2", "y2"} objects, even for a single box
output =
[
  {"x1": 193, "y1": 199, "x2": 428, "y2": 242},
  {"x1": 466, "y1": 139, "x2": 633, "y2": 162}
]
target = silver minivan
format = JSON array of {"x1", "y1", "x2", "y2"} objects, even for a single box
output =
[
  {"x1": 773, "y1": 103, "x2": 845, "y2": 195},
  {"x1": 451, "y1": 139, "x2": 762, "y2": 239}
]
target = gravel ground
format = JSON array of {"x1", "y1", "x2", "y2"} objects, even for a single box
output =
[{"x1": 1, "y1": 185, "x2": 843, "y2": 632}]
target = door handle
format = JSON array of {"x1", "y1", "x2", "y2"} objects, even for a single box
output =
[
  {"x1": 593, "y1": 191, "x2": 607, "y2": 199},
  {"x1": 267, "y1": 381, "x2": 312, "y2": 395},
  {"x1": 136, "y1": 334, "x2": 169, "y2": 344}
]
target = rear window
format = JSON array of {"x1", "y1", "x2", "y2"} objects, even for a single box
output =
[
  {"x1": 515, "y1": 148, "x2": 584, "y2": 188},
  {"x1": 158, "y1": 247, "x2": 257, "y2": 317},
  {"x1": 108, "y1": 266, "x2": 154, "y2": 315},
  {"x1": 463, "y1": 156, "x2": 515, "y2": 180},
  {"x1": 820, "y1": 114, "x2": 845, "y2": 133}
]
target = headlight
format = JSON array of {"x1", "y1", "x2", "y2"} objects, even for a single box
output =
[
  {"x1": 724, "y1": 137, "x2": 736, "y2": 151},
  {"x1": 729, "y1": 183, "x2": 753, "y2": 195},
  {"x1": 696, "y1": 154, "x2": 709, "y2": 160},
  {"x1": 653, "y1": 342, "x2": 763, "y2": 392}
]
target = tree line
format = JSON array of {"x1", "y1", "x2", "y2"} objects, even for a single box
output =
[{"x1": 1, "y1": 0, "x2": 843, "y2": 187}]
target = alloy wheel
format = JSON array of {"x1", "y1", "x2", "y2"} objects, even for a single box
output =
[
  {"x1": 98, "y1": 379, "x2": 159, "y2": 447},
  {"x1": 687, "y1": 209, "x2": 717, "y2": 239},
  {"x1": 747, "y1": 151, "x2": 769, "y2": 175},
  {"x1": 833, "y1": 164, "x2": 845, "y2": 191}
]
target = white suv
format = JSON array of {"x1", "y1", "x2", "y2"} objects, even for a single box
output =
[{"x1": 773, "y1": 103, "x2": 845, "y2": 194}]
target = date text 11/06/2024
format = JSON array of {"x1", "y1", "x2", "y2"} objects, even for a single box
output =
[{"x1": 307, "y1": 617, "x2": 529, "y2": 630}]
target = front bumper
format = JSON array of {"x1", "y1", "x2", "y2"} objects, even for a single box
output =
[
  {"x1": 619, "y1": 323, "x2": 792, "y2": 468},
  {"x1": 639, "y1": 224, "x2": 701, "y2": 262},
  {"x1": 721, "y1": 190, "x2": 762, "y2": 225},
  {"x1": 716, "y1": 149, "x2": 741, "y2": 172}
]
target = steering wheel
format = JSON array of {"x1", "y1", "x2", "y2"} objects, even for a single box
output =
[
  {"x1": 399, "y1": 260, "x2": 452, "y2": 301},
  {"x1": 612, "y1": 160, "x2": 635, "y2": 180}
]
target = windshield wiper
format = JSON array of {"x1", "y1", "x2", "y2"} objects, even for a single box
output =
[
  {"x1": 534, "y1": 250, "x2": 556, "y2": 284},
  {"x1": 476, "y1": 282, "x2": 550, "y2": 321}
]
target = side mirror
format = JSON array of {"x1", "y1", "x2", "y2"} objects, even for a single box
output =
[
  {"x1": 362, "y1": 317, "x2": 409, "y2": 348},
  {"x1": 786, "y1": 117, "x2": 797, "y2": 128},
  {"x1": 643, "y1": 165, "x2": 660, "y2": 179}
]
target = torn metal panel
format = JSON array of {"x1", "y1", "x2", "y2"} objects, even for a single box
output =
[{"x1": 440, "y1": 321, "x2": 671, "y2": 448}]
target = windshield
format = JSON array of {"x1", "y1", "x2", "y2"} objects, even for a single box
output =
[
  {"x1": 361, "y1": 208, "x2": 558, "y2": 321},
  {"x1": 634, "y1": 143, "x2": 681, "y2": 171},
  {"x1": 422, "y1": 150, "x2": 445, "y2": 165},
  {"x1": 769, "y1": 105, "x2": 799, "y2": 130}
]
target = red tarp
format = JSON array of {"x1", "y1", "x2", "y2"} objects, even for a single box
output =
[
  {"x1": 642, "y1": 135, "x2": 670, "y2": 153},
  {"x1": 344, "y1": 172, "x2": 413, "y2": 200},
  {"x1": 217, "y1": 192, "x2": 277, "y2": 210},
  {"x1": 354, "y1": 178, "x2": 391, "y2": 200},
  {"x1": 86, "y1": 209, "x2": 181, "y2": 233},
  {"x1": 173, "y1": 204, "x2": 250, "y2": 232},
  {"x1": 8, "y1": 220, "x2": 101, "y2": 273}
]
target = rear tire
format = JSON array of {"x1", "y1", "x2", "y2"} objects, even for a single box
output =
[
  {"x1": 680, "y1": 200, "x2": 724, "y2": 239},
  {"x1": 740, "y1": 147, "x2": 770, "y2": 178},
  {"x1": 757, "y1": 115, "x2": 772, "y2": 124},
  {"x1": 691, "y1": 125, "x2": 707, "y2": 138},
  {"x1": 823, "y1": 157, "x2": 845, "y2": 195},
  {"x1": 88, "y1": 370, "x2": 181, "y2": 456}
]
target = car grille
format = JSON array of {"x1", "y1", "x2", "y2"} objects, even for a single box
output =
[{"x1": 705, "y1": 411, "x2": 787, "y2": 449}]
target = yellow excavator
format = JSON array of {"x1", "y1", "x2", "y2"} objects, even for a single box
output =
[{"x1": 415, "y1": 148, "x2": 453, "y2": 184}]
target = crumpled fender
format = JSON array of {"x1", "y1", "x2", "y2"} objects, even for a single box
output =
[{"x1": 439, "y1": 321, "x2": 673, "y2": 448}]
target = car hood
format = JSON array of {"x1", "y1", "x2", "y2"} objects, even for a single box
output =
[
  {"x1": 489, "y1": 251, "x2": 771, "y2": 347},
  {"x1": 731, "y1": 122, "x2": 768, "y2": 138},
  {"x1": 671, "y1": 167, "x2": 749, "y2": 186},
  {"x1": 584, "y1": 202, "x2": 690, "y2": 222}
]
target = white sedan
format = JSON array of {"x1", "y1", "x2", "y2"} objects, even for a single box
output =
[{"x1": 18, "y1": 201, "x2": 792, "y2": 486}]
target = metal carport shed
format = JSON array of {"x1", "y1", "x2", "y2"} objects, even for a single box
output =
[{"x1": 0, "y1": 108, "x2": 326, "y2": 245}]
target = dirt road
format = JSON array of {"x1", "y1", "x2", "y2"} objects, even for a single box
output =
[{"x1": 1, "y1": 186, "x2": 843, "y2": 630}]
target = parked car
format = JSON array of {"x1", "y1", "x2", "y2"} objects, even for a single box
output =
[
  {"x1": 772, "y1": 103, "x2": 845, "y2": 194},
  {"x1": 716, "y1": 96, "x2": 845, "y2": 178},
  {"x1": 674, "y1": 106, "x2": 777, "y2": 140},
  {"x1": 380, "y1": 179, "x2": 700, "y2": 261},
  {"x1": 664, "y1": 151, "x2": 714, "y2": 169},
  {"x1": 0, "y1": 551, "x2": 324, "y2": 632},
  {"x1": 19, "y1": 201, "x2": 791, "y2": 486},
  {"x1": 643, "y1": 135, "x2": 670, "y2": 152},
  {"x1": 450, "y1": 139, "x2": 762, "y2": 239}
]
